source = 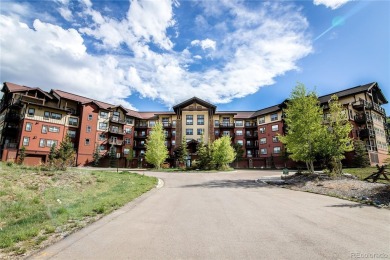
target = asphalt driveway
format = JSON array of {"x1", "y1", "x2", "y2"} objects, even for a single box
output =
[{"x1": 31, "y1": 170, "x2": 390, "y2": 260}]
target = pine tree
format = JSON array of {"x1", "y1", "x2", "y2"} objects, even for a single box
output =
[
  {"x1": 18, "y1": 146, "x2": 26, "y2": 165},
  {"x1": 212, "y1": 135, "x2": 236, "y2": 170},
  {"x1": 109, "y1": 145, "x2": 116, "y2": 168},
  {"x1": 175, "y1": 135, "x2": 188, "y2": 168},
  {"x1": 279, "y1": 83, "x2": 326, "y2": 173},
  {"x1": 93, "y1": 147, "x2": 101, "y2": 167},
  {"x1": 145, "y1": 123, "x2": 168, "y2": 169},
  {"x1": 232, "y1": 143, "x2": 244, "y2": 167},
  {"x1": 56, "y1": 136, "x2": 75, "y2": 170},
  {"x1": 197, "y1": 135, "x2": 213, "y2": 170},
  {"x1": 48, "y1": 143, "x2": 56, "y2": 168},
  {"x1": 353, "y1": 140, "x2": 370, "y2": 168}
]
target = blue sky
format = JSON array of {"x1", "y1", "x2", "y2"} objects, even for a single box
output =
[{"x1": 0, "y1": 0, "x2": 389, "y2": 113}]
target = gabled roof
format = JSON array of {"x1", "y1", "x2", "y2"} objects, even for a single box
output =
[
  {"x1": 3, "y1": 82, "x2": 54, "y2": 99},
  {"x1": 318, "y1": 82, "x2": 388, "y2": 104},
  {"x1": 173, "y1": 97, "x2": 216, "y2": 113},
  {"x1": 251, "y1": 104, "x2": 282, "y2": 118}
]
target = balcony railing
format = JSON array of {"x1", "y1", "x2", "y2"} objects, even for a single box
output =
[
  {"x1": 162, "y1": 122, "x2": 172, "y2": 128},
  {"x1": 134, "y1": 134, "x2": 147, "y2": 138},
  {"x1": 245, "y1": 133, "x2": 258, "y2": 138},
  {"x1": 110, "y1": 116, "x2": 126, "y2": 124},
  {"x1": 219, "y1": 123, "x2": 235, "y2": 128},
  {"x1": 135, "y1": 124, "x2": 148, "y2": 128},
  {"x1": 4, "y1": 143, "x2": 18, "y2": 148},
  {"x1": 359, "y1": 129, "x2": 375, "y2": 138},
  {"x1": 5, "y1": 114, "x2": 21, "y2": 122},
  {"x1": 372, "y1": 103, "x2": 386, "y2": 115},
  {"x1": 108, "y1": 128, "x2": 125, "y2": 135},
  {"x1": 244, "y1": 123, "x2": 257, "y2": 128},
  {"x1": 219, "y1": 133, "x2": 235, "y2": 138},
  {"x1": 366, "y1": 145, "x2": 377, "y2": 152},
  {"x1": 245, "y1": 143, "x2": 259, "y2": 149},
  {"x1": 134, "y1": 144, "x2": 146, "y2": 149},
  {"x1": 353, "y1": 100, "x2": 372, "y2": 110},
  {"x1": 108, "y1": 140, "x2": 123, "y2": 145}
]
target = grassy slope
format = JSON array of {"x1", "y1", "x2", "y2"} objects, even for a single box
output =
[
  {"x1": 0, "y1": 163, "x2": 157, "y2": 257},
  {"x1": 344, "y1": 167, "x2": 389, "y2": 184}
]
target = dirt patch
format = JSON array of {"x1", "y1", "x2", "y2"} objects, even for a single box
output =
[{"x1": 282, "y1": 173, "x2": 390, "y2": 207}]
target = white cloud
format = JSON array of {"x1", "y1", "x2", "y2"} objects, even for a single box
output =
[
  {"x1": 0, "y1": 1, "x2": 313, "y2": 109},
  {"x1": 0, "y1": 15, "x2": 136, "y2": 110},
  {"x1": 191, "y1": 38, "x2": 216, "y2": 51},
  {"x1": 313, "y1": 0, "x2": 351, "y2": 9},
  {"x1": 58, "y1": 7, "x2": 72, "y2": 21}
]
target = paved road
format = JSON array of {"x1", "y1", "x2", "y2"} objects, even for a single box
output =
[{"x1": 32, "y1": 170, "x2": 390, "y2": 260}]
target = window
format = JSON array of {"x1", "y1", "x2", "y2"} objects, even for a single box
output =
[
  {"x1": 237, "y1": 140, "x2": 243, "y2": 145},
  {"x1": 260, "y1": 148, "x2": 267, "y2": 155},
  {"x1": 172, "y1": 120, "x2": 176, "y2": 127},
  {"x1": 247, "y1": 150, "x2": 252, "y2": 156},
  {"x1": 273, "y1": 136, "x2": 279, "y2": 143},
  {"x1": 125, "y1": 138, "x2": 131, "y2": 144},
  {"x1": 215, "y1": 130, "x2": 220, "y2": 136},
  {"x1": 259, "y1": 127, "x2": 266, "y2": 134},
  {"x1": 23, "y1": 137, "x2": 29, "y2": 146},
  {"x1": 25, "y1": 122, "x2": 32, "y2": 131},
  {"x1": 48, "y1": 126, "x2": 60, "y2": 133},
  {"x1": 99, "y1": 134, "x2": 106, "y2": 140},
  {"x1": 99, "y1": 144, "x2": 106, "y2": 151},
  {"x1": 172, "y1": 130, "x2": 176, "y2": 137},
  {"x1": 270, "y1": 113, "x2": 278, "y2": 122},
  {"x1": 126, "y1": 117, "x2": 133, "y2": 124},
  {"x1": 39, "y1": 139, "x2": 45, "y2": 147},
  {"x1": 260, "y1": 138, "x2": 266, "y2": 144},
  {"x1": 85, "y1": 138, "x2": 90, "y2": 145},
  {"x1": 197, "y1": 115, "x2": 204, "y2": 125},
  {"x1": 99, "y1": 122, "x2": 108, "y2": 130},
  {"x1": 274, "y1": 147, "x2": 281, "y2": 154},
  {"x1": 186, "y1": 115, "x2": 193, "y2": 125},
  {"x1": 272, "y1": 125, "x2": 279, "y2": 132},
  {"x1": 149, "y1": 121, "x2": 155, "y2": 127},
  {"x1": 236, "y1": 130, "x2": 243, "y2": 136},
  {"x1": 197, "y1": 128, "x2": 204, "y2": 135},
  {"x1": 67, "y1": 130, "x2": 76, "y2": 138},
  {"x1": 258, "y1": 116, "x2": 265, "y2": 124},
  {"x1": 27, "y1": 108, "x2": 35, "y2": 117},
  {"x1": 111, "y1": 126, "x2": 119, "y2": 133},
  {"x1": 46, "y1": 140, "x2": 58, "y2": 147},
  {"x1": 68, "y1": 117, "x2": 78, "y2": 126},
  {"x1": 100, "y1": 111, "x2": 109, "y2": 119},
  {"x1": 172, "y1": 140, "x2": 176, "y2": 146},
  {"x1": 186, "y1": 129, "x2": 193, "y2": 135},
  {"x1": 124, "y1": 128, "x2": 132, "y2": 134},
  {"x1": 223, "y1": 131, "x2": 230, "y2": 136},
  {"x1": 222, "y1": 117, "x2": 230, "y2": 123},
  {"x1": 44, "y1": 111, "x2": 50, "y2": 118},
  {"x1": 235, "y1": 120, "x2": 243, "y2": 127},
  {"x1": 214, "y1": 120, "x2": 219, "y2": 126},
  {"x1": 51, "y1": 112, "x2": 62, "y2": 120},
  {"x1": 42, "y1": 125, "x2": 47, "y2": 134},
  {"x1": 88, "y1": 114, "x2": 93, "y2": 121},
  {"x1": 86, "y1": 126, "x2": 92, "y2": 133}
]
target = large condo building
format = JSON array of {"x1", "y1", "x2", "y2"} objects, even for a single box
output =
[{"x1": 0, "y1": 82, "x2": 388, "y2": 168}]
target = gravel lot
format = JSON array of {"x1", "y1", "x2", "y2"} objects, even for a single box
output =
[{"x1": 282, "y1": 173, "x2": 390, "y2": 207}]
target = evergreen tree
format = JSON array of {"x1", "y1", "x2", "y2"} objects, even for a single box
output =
[
  {"x1": 126, "y1": 148, "x2": 134, "y2": 168},
  {"x1": 232, "y1": 143, "x2": 244, "y2": 168},
  {"x1": 279, "y1": 83, "x2": 326, "y2": 173},
  {"x1": 353, "y1": 140, "x2": 370, "y2": 168},
  {"x1": 48, "y1": 143, "x2": 56, "y2": 168},
  {"x1": 321, "y1": 95, "x2": 353, "y2": 175},
  {"x1": 197, "y1": 135, "x2": 213, "y2": 170},
  {"x1": 56, "y1": 136, "x2": 75, "y2": 170},
  {"x1": 93, "y1": 146, "x2": 101, "y2": 167},
  {"x1": 109, "y1": 145, "x2": 117, "y2": 168},
  {"x1": 212, "y1": 135, "x2": 236, "y2": 170},
  {"x1": 175, "y1": 135, "x2": 188, "y2": 167},
  {"x1": 145, "y1": 123, "x2": 168, "y2": 169},
  {"x1": 18, "y1": 146, "x2": 26, "y2": 165}
]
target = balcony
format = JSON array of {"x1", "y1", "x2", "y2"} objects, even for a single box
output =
[
  {"x1": 244, "y1": 123, "x2": 257, "y2": 128},
  {"x1": 4, "y1": 143, "x2": 18, "y2": 148},
  {"x1": 110, "y1": 116, "x2": 126, "y2": 124},
  {"x1": 219, "y1": 133, "x2": 235, "y2": 138},
  {"x1": 366, "y1": 145, "x2": 377, "y2": 152},
  {"x1": 245, "y1": 133, "x2": 258, "y2": 139},
  {"x1": 353, "y1": 100, "x2": 372, "y2": 110},
  {"x1": 5, "y1": 114, "x2": 21, "y2": 122},
  {"x1": 164, "y1": 133, "x2": 172, "y2": 139},
  {"x1": 108, "y1": 128, "x2": 125, "y2": 135},
  {"x1": 162, "y1": 122, "x2": 172, "y2": 128},
  {"x1": 135, "y1": 124, "x2": 148, "y2": 129},
  {"x1": 108, "y1": 140, "x2": 123, "y2": 146},
  {"x1": 354, "y1": 114, "x2": 372, "y2": 124},
  {"x1": 64, "y1": 107, "x2": 78, "y2": 116},
  {"x1": 245, "y1": 143, "x2": 259, "y2": 149},
  {"x1": 134, "y1": 134, "x2": 147, "y2": 139},
  {"x1": 372, "y1": 103, "x2": 386, "y2": 115},
  {"x1": 134, "y1": 144, "x2": 146, "y2": 149},
  {"x1": 359, "y1": 129, "x2": 375, "y2": 139},
  {"x1": 219, "y1": 123, "x2": 235, "y2": 128},
  {"x1": 20, "y1": 95, "x2": 45, "y2": 106}
]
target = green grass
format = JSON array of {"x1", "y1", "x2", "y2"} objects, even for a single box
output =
[
  {"x1": 344, "y1": 167, "x2": 389, "y2": 184},
  {"x1": 0, "y1": 163, "x2": 157, "y2": 256}
]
